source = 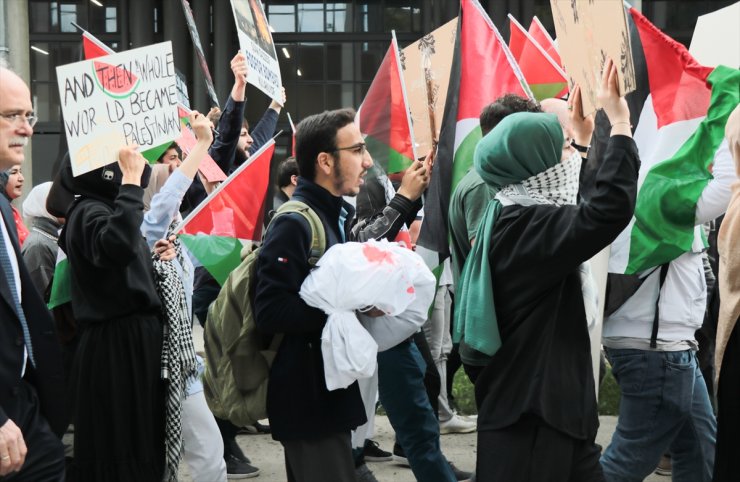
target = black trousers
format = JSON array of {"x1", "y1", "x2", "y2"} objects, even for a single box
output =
[
  {"x1": 282, "y1": 432, "x2": 355, "y2": 482},
  {"x1": 477, "y1": 415, "x2": 604, "y2": 482},
  {"x1": 0, "y1": 382, "x2": 64, "y2": 482},
  {"x1": 714, "y1": 321, "x2": 739, "y2": 482}
]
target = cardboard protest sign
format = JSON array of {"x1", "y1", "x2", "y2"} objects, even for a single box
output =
[
  {"x1": 180, "y1": 0, "x2": 220, "y2": 108},
  {"x1": 401, "y1": 18, "x2": 458, "y2": 156},
  {"x1": 230, "y1": 0, "x2": 283, "y2": 103},
  {"x1": 57, "y1": 41, "x2": 180, "y2": 177},
  {"x1": 549, "y1": 0, "x2": 635, "y2": 115}
]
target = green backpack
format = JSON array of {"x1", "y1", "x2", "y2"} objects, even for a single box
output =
[{"x1": 202, "y1": 200, "x2": 326, "y2": 426}]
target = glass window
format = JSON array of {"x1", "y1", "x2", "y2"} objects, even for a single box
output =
[
  {"x1": 31, "y1": 82, "x2": 57, "y2": 123},
  {"x1": 30, "y1": 42, "x2": 86, "y2": 122},
  {"x1": 326, "y1": 43, "x2": 354, "y2": 81},
  {"x1": 30, "y1": 1, "x2": 52, "y2": 33},
  {"x1": 297, "y1": 43, "x2": 324, "y2": 80},
  {"x1": 358, "y1": 42, "x2": 388, "y2": 81},
  {"x1": 325, "y1": 83, "x2": 355, "y2": 110},
  {"x1": 267, "y1": 4, "x2": 296, "y2": 32},
  {"x1": 384, "y1": 6, "x2": 412, "y2": 32},
  {"x1": 60, "y1": 3, "x2": 84, "y2": 33},
  {"x1": 296, "y1": 84, "x2": 325, "y2": 119},
  {"x1": 326, "y1": 3, "x2": 350, "y2": 32},
  {"x1": 297, "y1": 3, "x2": 324, "y2": 32}
]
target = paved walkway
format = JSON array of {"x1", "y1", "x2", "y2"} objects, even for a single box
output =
[
  {"x1": 177, "y1": 415, "x2": 666, "y2": 481},
  {"x1": 175, "y1": 325, "x2": 667, "y2": 481}
]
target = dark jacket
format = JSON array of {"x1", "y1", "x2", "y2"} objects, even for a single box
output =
[
  {"x1": 21, "y1": 217, "x2": 61, "y2": 296},
  {"x1": 253, "y1": 177, "x2": 366, "y2": 440},
  {"x1": 63, "y1": 186, "x2": 161, "y2": 325},
  {"x1": 0, "y1": 196, "x2": 66, "y2": 436},
  {"x1": 475, "y1": 135, "x2": 639, "y2": 440},
  {"x1": 181, "y1": 96, "x2": 279, "y2": 215}
]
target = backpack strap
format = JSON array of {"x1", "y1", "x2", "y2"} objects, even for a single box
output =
[
  {"x1": 271, "y1": 200, "x2": 327, "y2": 266},
  {"x1": 649, "y1": 263, "x2": 670, "y2": 349}
]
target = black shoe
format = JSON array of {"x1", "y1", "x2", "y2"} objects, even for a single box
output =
[
  {"x1": 225, "y1": 438, "x2": 252, "y2": 464},
  {"x1": 225, "y1": 453, "x2": 260, "y2": 479},
  {"x1": 448, "y1": 460, "x2": 473, "y2": 481},
  {"x1": 392, "y1": 442, "x2": 409, "y2": 467},
  {"x1": 355, "y1": 462, "x2": 380, "y2": 482},
  {"x1": 239, "y1": 420, "x2": 271, "y2": 435},
  {"x1": 363, "y1": 439, "x2": 392, "y2": 462}
]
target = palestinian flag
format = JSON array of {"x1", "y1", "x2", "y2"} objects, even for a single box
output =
[
  {"x1": 177, "y1": 139, "x2": 275, "y2": 285},
  {"x1": 508, "y1": 14, "x2": 568, "y2": 100},
  {"x1": 47, "y1": 249, "x2": 70, "y2": 309},
  {"x1": 417, "y1": 0, "x2": 532, "y2": 254},
  {"x1": 79, "y1": 30, "x2": 168, "y2": 162},
  {"x1": 528, "y1": 16, "x2": 562, "y2": 68},
  {"x1": 356, "y1": 33, "x2": 416, "y2": 174},
  {"x1": 82, "y1": 30, "x2": 114, "y2": 59},
  {"x1": 598, "y1": 7, "x2": 740, "y2": 275}
]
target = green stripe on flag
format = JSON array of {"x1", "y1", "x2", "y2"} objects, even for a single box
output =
[
  {"x1": 179, "y1": 233, "x2": 246, "y2": 285},
  {"x1": 530, "y1": 82, "x2": 569, "y2": 101},
  {"x1": 451, "y1": 125, "x2": 482, "y2": 193},
  {"x1": 626, "y1": 66, "x2": 740, "y2": 274},
  {"x1": 48, "y1": 258, "x2": 71, "y2": 309},
  {"x1": 365, "y1": 135, "x2": 414, "y2": 174},
  {"x1": 142, "y1": 142, "x2": 172, "y2": 163}
]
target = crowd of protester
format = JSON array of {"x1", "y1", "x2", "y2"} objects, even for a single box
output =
[{"x1": 0, "y1": 43, "x2": 738, "y2": 482}]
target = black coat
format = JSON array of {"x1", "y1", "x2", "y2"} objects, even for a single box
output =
[
  {"x1": 0, "y1": 196, "x2": 66, "y2": 436},
  {"x1": 253, "y1": 178, "x2": 367, "y2": 441},
  {"x1": 475, "y1": 135, "x2": 640, "y2": 440}
]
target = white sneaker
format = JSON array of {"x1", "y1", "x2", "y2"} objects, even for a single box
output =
[{"x1": 439, "y1": 414, "x2": 477, "y2": 434}]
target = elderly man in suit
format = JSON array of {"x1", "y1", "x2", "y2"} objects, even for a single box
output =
[{"x1": 0, "y1": 64, "x2": 65, "y2": 480}]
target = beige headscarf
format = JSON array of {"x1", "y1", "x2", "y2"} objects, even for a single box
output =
[
  {"x1": 715, "y1": 103, "x2": 740, "y2": 386},
  {"x1": 142, "y1": 163, "x2": 172, "y2": 212}
]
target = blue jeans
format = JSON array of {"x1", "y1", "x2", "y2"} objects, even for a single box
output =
[
  {"x1": 378, "y1": 340, "x2": 455, "y2": 482},
  {"x1": 600, "y1": 348, "x2": 716, "y2": 482}
]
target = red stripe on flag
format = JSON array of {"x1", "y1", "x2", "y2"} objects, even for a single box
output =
[
  {"x1": 630, "y1": 8, "x2": 714, "y2": 128},
  {"x1": 179, "y1": 141, "x2": 275, "y2": 241}
]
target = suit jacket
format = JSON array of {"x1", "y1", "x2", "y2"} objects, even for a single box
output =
[{"x1": 0, "y1": 195, "x2": 66, "y2": 436}]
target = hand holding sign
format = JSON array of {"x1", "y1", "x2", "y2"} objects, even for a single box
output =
[
  {"x1": 189, "y1": 111, "x2": 213, "y2": 145},
  {"x1": 231, "y1": 51, "x2": 248, "y2": 88},
  {"x1": 119, "y1": 144, "x2": 147, "y2": 186}
]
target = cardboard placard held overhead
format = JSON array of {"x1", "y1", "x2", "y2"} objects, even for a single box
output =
[
  {"x1": 401, "y1": 18, "x2": 458, "y2": 157},
  {"x1": 231, "y1": 0, "x2": 283, "y2": 104},
  {"x1": 549, "y1": 0, "x2": 635, "y2": 115},
  {"x1": 56, "y1": 41, "x2": 181, "y2": 177}
]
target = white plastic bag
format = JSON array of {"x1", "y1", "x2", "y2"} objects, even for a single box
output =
[{"x1": 300, "y1": 239, "x2": 436, "y2": 390}]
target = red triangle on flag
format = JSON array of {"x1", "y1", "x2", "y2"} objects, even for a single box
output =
[
  {"x1": 508, "y1": 14, "x2": 568, "y2": 100},
  {"x1": 178, "y1": 139, "x2": 275, "y2": 242},
  {"x1": 82, "y1": 31, "x2": 114, "y2": 60},
  {"x1": 528, "y1": 16, "x2": 562, "y2": 68}
]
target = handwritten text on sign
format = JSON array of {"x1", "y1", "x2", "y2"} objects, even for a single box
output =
[{"x1": 56, "y1": 41, "x2": 180, "y2": 176}]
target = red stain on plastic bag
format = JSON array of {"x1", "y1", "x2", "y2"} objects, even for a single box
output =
[{"x1": 363, "y1": 244, "x2": 396, "y2": 265}]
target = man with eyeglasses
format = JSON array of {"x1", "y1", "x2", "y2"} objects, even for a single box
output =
[
  {"x1": 252, "y1": 108, "x2": 373, "y2": 481},
  {"x1": 0, "y1": 64, "x2": 66, "y2": 480}
]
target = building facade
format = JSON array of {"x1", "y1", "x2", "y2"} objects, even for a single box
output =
[{"x1": 0, "y1": 0, "x2": 733, "y2": 184}]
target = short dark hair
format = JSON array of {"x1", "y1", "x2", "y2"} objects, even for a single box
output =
[
  {"x1": 295, "y1": 108, "x2": 356, "y2": 181},
  {"x1": 156, "y1": 143, "x2": 181, "y2": 163},
  {"x1": 479, "y1": 94, "x2": 541, "y2": 136},
  {"x1": 276, "y1": 156, "x2": 299, "y2": 188}
]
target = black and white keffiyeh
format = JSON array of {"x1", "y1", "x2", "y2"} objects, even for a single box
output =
[
  {"x1": 153, "y1": 234, "x2": 198, "y2": 482},
  {"x1": 497, "y1": 150, "x2": 582, "y2": 207}
]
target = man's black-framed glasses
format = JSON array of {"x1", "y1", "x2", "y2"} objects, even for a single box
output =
[{"x1": 331, "y1": 142, "x2": 367, "y2": 156}]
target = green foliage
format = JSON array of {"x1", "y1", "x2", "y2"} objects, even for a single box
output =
[{"x1": 448, "y1": 365, "x2": 622, "y2": 417}]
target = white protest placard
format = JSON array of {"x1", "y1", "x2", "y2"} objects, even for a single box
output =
[
  {"x1": 56, "y1": 41, "x2": 180, "y2": 177},
  {"x1": 230, "y1": 0, "x2": 283, "y2": 103}
]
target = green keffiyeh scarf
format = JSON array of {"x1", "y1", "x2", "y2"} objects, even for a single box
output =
[{"x1": 453, "y1": 112, "x2": 564, "y2": 356}]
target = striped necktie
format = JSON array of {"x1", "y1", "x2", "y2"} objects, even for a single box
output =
[{"x1": 0, "y1": 231, "x2": 36, "y2": 367}]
